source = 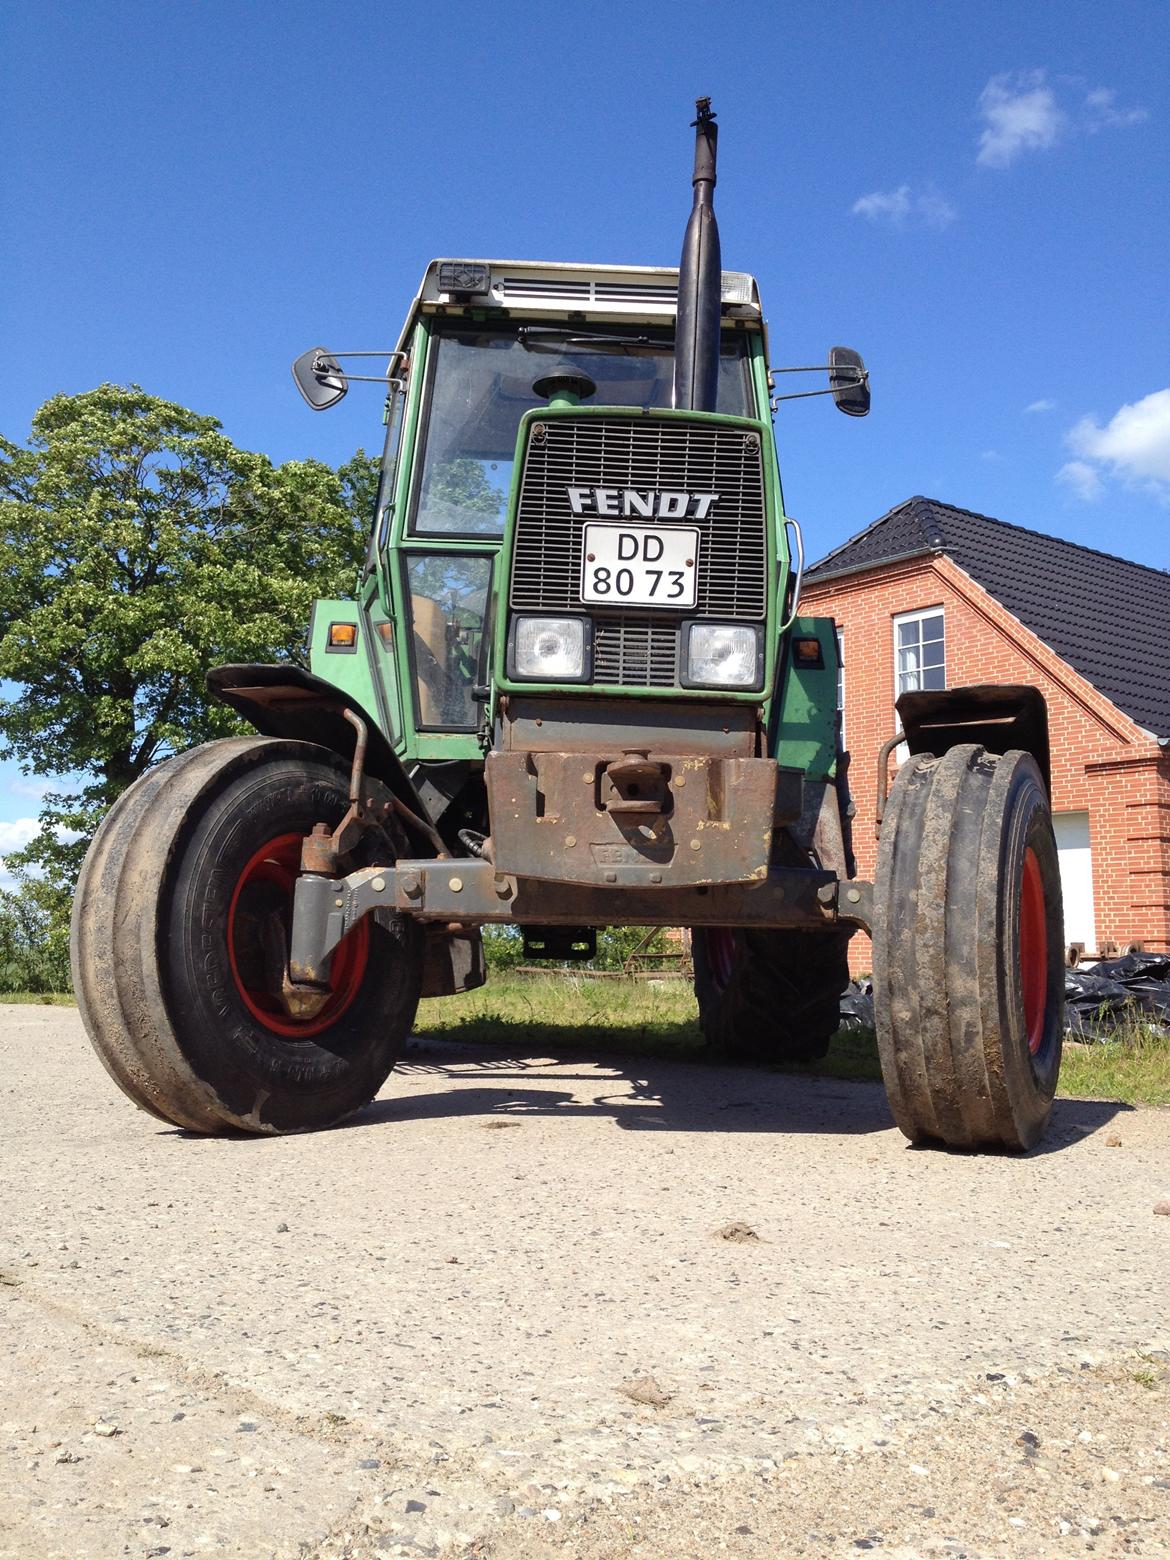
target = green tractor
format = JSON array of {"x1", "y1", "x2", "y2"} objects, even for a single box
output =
[{"x1": 71, "y1": 101, "x2": 1064, "y2": 1150}]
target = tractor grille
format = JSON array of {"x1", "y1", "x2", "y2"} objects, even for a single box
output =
[
  {"x1": 510, "y1": 416, "x2": 768, "y2": 688},
  {"x1": 592, "y1": 616, "x2": 680, "y2": 686}
]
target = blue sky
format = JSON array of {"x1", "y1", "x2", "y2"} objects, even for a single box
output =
[{"x1": 1, "y1": 0, "x2": 1167, "y2": 846}]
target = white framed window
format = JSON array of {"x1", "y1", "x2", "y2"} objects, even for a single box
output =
[
  {"x1": 893, "y1": 607, "x2": 945, "y2": 704},
  {"x1": 835, "y1": 626, "x2": 845, "y2": 746}
]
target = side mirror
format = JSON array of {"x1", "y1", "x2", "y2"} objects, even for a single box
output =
[
  {"x1": 292, "y1": 347, "x2": 348, "y2": 411},
  {"x1": 829, "y1": 346, "x2": 870, "y2": 418}
]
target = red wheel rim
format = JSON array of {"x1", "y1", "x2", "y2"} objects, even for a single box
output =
[
  {"x1": 1019, "y1": 846, "x2": 1049, "y2": 1055},
  {"x1": 702, "y1": 928, "x2": 737, "y2": 991},
  {"x1": 226, "y1": 833, "x2": 370, "y2": 1038}
]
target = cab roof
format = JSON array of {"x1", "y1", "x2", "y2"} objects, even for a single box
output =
[{"x1": 390, "y1": 259, "x2": 766, "y2": 357}]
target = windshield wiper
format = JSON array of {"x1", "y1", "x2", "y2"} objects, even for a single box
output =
[{"x1": 517, "y1": 326, "x2": 674, "y2": 355}]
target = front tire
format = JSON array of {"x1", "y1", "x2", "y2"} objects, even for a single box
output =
[
  {"x1": 72, "y1": 738, "x2": 423, "y2": 1135},
  {"x1": 871, "y1": 745, "x2": 1063, "y2": 1151}
]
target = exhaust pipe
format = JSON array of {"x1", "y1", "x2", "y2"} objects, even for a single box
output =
[{"x1": 673, "y1": 97, "x2": 722, "y2": 414}]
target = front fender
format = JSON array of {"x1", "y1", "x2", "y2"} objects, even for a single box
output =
[
  {"x1": 896, "y1": 684, "x2": 1051, "y2": 796},
  {"x1": 206, "y1": 664, "x2": 439, "y2": 847}
]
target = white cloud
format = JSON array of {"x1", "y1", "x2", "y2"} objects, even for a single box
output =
[
  {"x1": 915, "y1": 189, "x2": 959, "y2": 229},
  {"x1": 978, "y1": 72, "x2": 1065, "y2": 167},
  {"x1": 0, "y1": 816, "x2": 81, "y2": 890},
  {"x1": 852, "y1": 186, "x2": 911, "y2": 223},
  {"x1": 981, "y1": 449, "x2": 1004, "y2": 462},
  {"x1": 1057, "y1": 460, "x2": 1104, "y2": 502},
  {"x1": 0, "y1": 818, "x2": 40, "y2": 856},
  {"x1": 1066, "y1": 389, "x2": 1170, "y2": 500},
  {"x1": 1084, "y1": 87, "x2": 1148, "y2": 131},
  {"x1": 851, "y1": 184, "x2": 956, "y2": 229},
  {"x1": 1024, "y1": 399, "x2": 1056, "y2": 414},
  {"x1": 6, "y1": 777, "x2": 54, "y2": 800},
  {"x1": 977, "y1": 72, "x2": 1146, "y2": 168},
  {"x1": 0, "y1": 817, "x2": 41, "y2": 888}
]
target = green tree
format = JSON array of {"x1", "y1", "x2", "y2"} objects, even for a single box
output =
[
  {"x1": 0, "y1": 876, "x2": 72, "y2": 994},
  {"x1": 0, "y1": 385, "x2": 377, "y2": 977}
]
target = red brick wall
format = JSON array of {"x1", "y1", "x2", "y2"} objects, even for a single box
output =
[{"x1": 802, "y1": 555, "x2": 1170, "y2": 970}]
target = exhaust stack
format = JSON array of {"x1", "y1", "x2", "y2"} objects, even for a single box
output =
[{"x1": 673, "y1": 97, "x2": 722, "y2": 414}]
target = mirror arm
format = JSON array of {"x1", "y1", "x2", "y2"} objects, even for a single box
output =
[
  {"x1": 770, "y1": 382, "x2": 866, "y2": 408},
  {"x1": 770, "y1": 363, "x2": 860, "y2": 374},
  {"x1": 311, "y1": 348, "x2": 406, "y2": 387},
  {"x1": 327, "y1": 374, "x2": 408, "y2": 387}
]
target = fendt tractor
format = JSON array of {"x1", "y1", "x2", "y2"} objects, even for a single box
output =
[{"x1": 72, "y1": 101, "x2": 1065, "y2": 1150}]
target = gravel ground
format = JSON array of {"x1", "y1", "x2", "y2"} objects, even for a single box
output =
[{"x1": 1, "y1": 1003, "x2": 1168, "y2": 1559}]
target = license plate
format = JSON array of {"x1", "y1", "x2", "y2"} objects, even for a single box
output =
[{"x1": 580, "y1": 524, "x2": 699, "y2": 608}]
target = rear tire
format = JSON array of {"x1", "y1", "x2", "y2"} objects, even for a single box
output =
[
  {"x1": 692, "y1": 927, "x2": 851, "y2": 1062},
  {"x1": 872, "y1": 744, "x2": 1063, "y2": 1151},
  {"x1": 72, "y1": 738, "x2": 423, "y2": 1135}
]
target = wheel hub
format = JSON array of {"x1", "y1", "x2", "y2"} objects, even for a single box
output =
[{"x1": 227, "y1": 832, "x2": 370, "y2": 1037}]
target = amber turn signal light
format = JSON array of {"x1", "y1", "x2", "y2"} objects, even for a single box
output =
[
  {"x1": 793, "y1": 636, "x2": 824, "y2": 667},
  {"x1": 327, "y1": 621, "x2": 358, "y2": 648}
]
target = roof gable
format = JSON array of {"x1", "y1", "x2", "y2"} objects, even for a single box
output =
[{"x1": 807, "y1": 496, "x2": 1170, "y2": 742}]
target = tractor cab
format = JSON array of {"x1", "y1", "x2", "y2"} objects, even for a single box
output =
[{"x1": 296, "y1": 261, "x2": 774, "y2": 755}]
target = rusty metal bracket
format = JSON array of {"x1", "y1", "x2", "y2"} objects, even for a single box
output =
[
  {"x1": 604, "y1": 751, "x2": 669, "y2": 815},
  {"x1": 288, "y1": 858, "x2": 860, "y2": 984},
  {"x1": 835, "y1": 879, "x2": 873, "y2": 934},
  {"x1": 300, "y1": 707, "x2": 448, "y2": 884},
  {"x1": 874, "y1": 731, "x2": 904, "y2": 839},
  {"x1": 301, "y1": 708, "x2": 373, "y2": 878}
]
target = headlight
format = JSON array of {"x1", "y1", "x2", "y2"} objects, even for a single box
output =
[
  {"x1": 510, "y1": 616, "x2": 589, "y2": 681},
  {"x1": 683, "y1": 622, "x2": 762, "y2": 689}
]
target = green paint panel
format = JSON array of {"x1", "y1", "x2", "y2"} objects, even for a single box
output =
[
  {"x1": 773, "y1": 616, "x2": 840, "y2": 780},
  {"x1": 308, "y1": 598, "x2": 396, "y2": 742},
  {"x1": 377, "y1": 318, "x2": 500, "y2": 763}
]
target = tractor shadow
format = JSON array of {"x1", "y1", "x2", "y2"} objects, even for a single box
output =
[
  {"x1": 344, "y1": 1035, "x2": 1131, "y2": 1150},
  {"x1": 363, "y1": 1038, "x2": 895, "y2": 1137}
]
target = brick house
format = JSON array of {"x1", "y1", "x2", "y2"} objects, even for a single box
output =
[{"x1": 802, "y1": 496, "x2": 1170, "y2": 969}]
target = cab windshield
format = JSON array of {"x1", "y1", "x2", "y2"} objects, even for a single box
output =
[{"x1": 409, "y1": 325, "x2": 756, "y2": 538}]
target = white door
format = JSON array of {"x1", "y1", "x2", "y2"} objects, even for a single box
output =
[{"x1": 1053, "y1": 812, "x2": 1096, "y2": 950}]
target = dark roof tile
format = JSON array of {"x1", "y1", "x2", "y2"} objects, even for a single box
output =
[{"x1": 806, "y1": 497, "x2": 1170, "y2": 741}]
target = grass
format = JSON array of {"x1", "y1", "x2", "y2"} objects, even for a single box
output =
[
  {"x1": 416, "y1": 971, "x2": 706, "y2": 1059},
  {"x1": 7, "y1": 975, "x2": 1169, "y2": 1107},
  {"x1": 1, "y1": 990, "x2": 76, "y2": 1005},
  {"x1": 415, "y1": 972, "x2": 897, "y2": 1084},
  {"x1": 416, "y1": 972, "x2": 1170, "y2": 1107},
  {"x1": 1059, "y1": 1027, "x2": 1170, "y2": 1108}
]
